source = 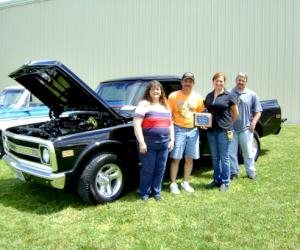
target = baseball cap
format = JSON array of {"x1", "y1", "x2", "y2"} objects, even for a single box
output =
[{"x1": 182, "y1": 72, "x2": 195, "y2": 81}]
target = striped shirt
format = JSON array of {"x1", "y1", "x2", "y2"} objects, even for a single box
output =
[{"x1": 134, "y1": 100, "x2": 172, "y2": 143}]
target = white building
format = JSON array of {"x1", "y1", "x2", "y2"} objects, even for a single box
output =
[{"x1": 0, "y1": 0, "x2": 299, "y2": 123}]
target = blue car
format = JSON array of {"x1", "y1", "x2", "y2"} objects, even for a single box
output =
[{"x1": 0, "y1": 86, "x2": 49, "y2": 157}]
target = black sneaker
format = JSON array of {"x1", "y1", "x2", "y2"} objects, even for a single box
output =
[
  {"x1": 205, "y1": 180, "x2": 221, "y2": 189},
  {"x1": 140, "y1": 195, "x2": 149, "y2": 201},
  {"x1": 247, "y1": 174, "x2": 256, "y2": 180},
  {"x1": 219, "y1": 184, "x2": 229, "y2": 192},
  {"x1": 153, "y1": 195, "x2": 161, "y2": 201},
  {"x1": 230, "y1": 174, "x2": 238, "y2": 180}
]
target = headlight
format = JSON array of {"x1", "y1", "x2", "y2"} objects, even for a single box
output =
[{"x1": 41, "y1": 147, "x2": 50, "y2": 164}]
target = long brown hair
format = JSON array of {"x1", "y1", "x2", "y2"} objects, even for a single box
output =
[{"x1": 142, "y1": 80, "x2": 168, "y2": 108}]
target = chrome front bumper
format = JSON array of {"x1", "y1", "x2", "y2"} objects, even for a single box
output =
[{"x1": 3, "y1": 153, "x2": 66, "y2": 189}]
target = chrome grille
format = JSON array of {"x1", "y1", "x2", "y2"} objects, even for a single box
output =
[
  {"x1": 6, "y1": 140, "x2": 40, "y2": 158},
  {"x1": 3, "y1": 130, "x2": 58, "y2": 172}
]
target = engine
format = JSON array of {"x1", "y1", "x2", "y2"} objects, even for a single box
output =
[{"x1": 8, "y1": 111, "x2": 115, "y2": 139}]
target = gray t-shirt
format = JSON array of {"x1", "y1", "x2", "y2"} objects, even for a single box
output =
[{"x1": 230, "y1": 87, "x2": 262, "y2": 132}]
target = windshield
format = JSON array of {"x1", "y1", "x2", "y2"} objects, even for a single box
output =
[
  {"x1": 0, "y1": 89, "x2": 24, "y2": 107},
  {"x1": 96, "y1": 81, "x2": 147, "y2": 111}
]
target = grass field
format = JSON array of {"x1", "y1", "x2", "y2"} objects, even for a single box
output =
[{"x1": 0, "y1": 125, "x2": 299, "y2": 250}]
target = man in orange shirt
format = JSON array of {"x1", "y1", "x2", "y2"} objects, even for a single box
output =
[{"x1": 168, "y1": 72, "x2": 205, "y2": 194}]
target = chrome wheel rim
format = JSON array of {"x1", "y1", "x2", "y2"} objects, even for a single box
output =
[
  {"x1": 252, "y1": 137, "x2": 258, "y2": 158},
  {"x1": 95, "y1": 163, "x2": 123, "y2": 198}
]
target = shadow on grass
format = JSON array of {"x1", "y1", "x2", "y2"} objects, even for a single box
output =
[
  {"x1": 168, "y1": 156, "x2": 213, "y2": 179},
  {"x1": 159, "y1": 157, "x2": 214, "y2": 192},
  {"x1": 0, "y1": 157, "x2": 214, "y2": 211},
  {"x1": 114, "y1": 157, "x2": 214, "y2": 203},
  {"x1": 116, "y1": 145, "x2": 280, "y2": 203},
  {"x1": 259, "y1": 149, "x2": 269, "y2": 157},
  {"x1": 0, "y1": 178, "x2": 88, "y2": 214}
]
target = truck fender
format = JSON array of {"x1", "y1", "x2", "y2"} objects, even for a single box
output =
[{"x1": 71, "y1": 140, "x2": 137, "y2": 177}]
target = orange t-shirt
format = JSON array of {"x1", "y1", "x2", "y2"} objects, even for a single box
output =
[{"x1": 168, "y1": 90, "x2": 205, "y2": 128}]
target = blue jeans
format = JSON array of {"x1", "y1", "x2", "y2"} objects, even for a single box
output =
[
  {"x1": 138, "y1": 140, "x2": 169, "y2": 197},
  {"x1": 170, "y1": 125, "x2": 200, "y2": 159},
  {"x1": 207, "y1": 131, "x2": 232, "y2": 186},
  {"x1": 229, "y1": 129, "x2": 256, "y2": 176}
]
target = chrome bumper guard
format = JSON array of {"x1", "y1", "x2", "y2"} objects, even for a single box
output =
[{"x1": 3, "y1": 154, "x2": 66, "y2": 189}]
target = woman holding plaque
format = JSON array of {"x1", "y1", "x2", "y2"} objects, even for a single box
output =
[
  {"x1": 133, "y1": 80, "x2": 174, "y2": 201},
  {"x1": 205, "y1": 72, "x2": 239, "y2": 192}
]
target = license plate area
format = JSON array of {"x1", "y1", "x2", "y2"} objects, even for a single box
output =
[{"x1": 15, "y1": 170, "x2": 26, "y2": 182}]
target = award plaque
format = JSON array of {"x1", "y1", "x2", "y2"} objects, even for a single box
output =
[{"x1": 194, "y1": 113, "x2": 212, "y2": 127}]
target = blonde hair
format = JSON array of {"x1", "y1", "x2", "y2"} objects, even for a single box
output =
[{"x1": 212, "y1": 72, "x2": 227, "y2": 82}]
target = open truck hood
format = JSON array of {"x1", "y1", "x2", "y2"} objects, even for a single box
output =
[{"x1": 9, "y1": 60, "x2": 123, "y2": 121}]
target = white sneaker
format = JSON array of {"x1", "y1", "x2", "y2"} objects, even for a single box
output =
[
  {"x1": 181, "y1": 181, "x2": 195, "y2": 193},
  {"x1": 170, "y1": 183, "x2": 181, "y2": 194}
]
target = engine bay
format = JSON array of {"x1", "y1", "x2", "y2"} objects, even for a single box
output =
[{"x1": 8, "y1": 110, "x2": 120, "y2": 139}]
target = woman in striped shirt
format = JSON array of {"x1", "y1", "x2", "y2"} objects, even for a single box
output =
[{"x1": 133, "y1": 80, "x2": 174, "y2": 201}]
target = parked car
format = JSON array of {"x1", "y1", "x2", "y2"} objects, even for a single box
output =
[
  {"x1": 0, "y1": 86, "x2": 49, "y2": 157},
  {"x1": 0, "y1": 86, "x2": 28, "y2": 109},
  {"x1": 2, "y1": 60, "x2": 283, "y2": 204}
]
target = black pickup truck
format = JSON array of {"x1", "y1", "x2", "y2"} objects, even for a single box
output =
[{"x1": 2, "y1": 61, "x2": 283, "y2": 204}]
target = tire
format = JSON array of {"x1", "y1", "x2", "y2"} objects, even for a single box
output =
[
  {"x1": 253, "y1": 131, "x2": 261, "y2": 161},
  {"x1": 0, "y1": 141, "x2": 3, "y2": 159},
  {"x1": 237, "y1": 131, "x2": 261, "y2": 163},
  {"x1": 0, "y1": 131, "x2": 3, "y2": 159},
  {"x1": 77, "y1": 153, "x2": 125, "y2": 204}
]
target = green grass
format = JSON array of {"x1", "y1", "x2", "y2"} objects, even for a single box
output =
[{"x1": 0, "y1": 125, "x2": 299, "y2": 250}]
